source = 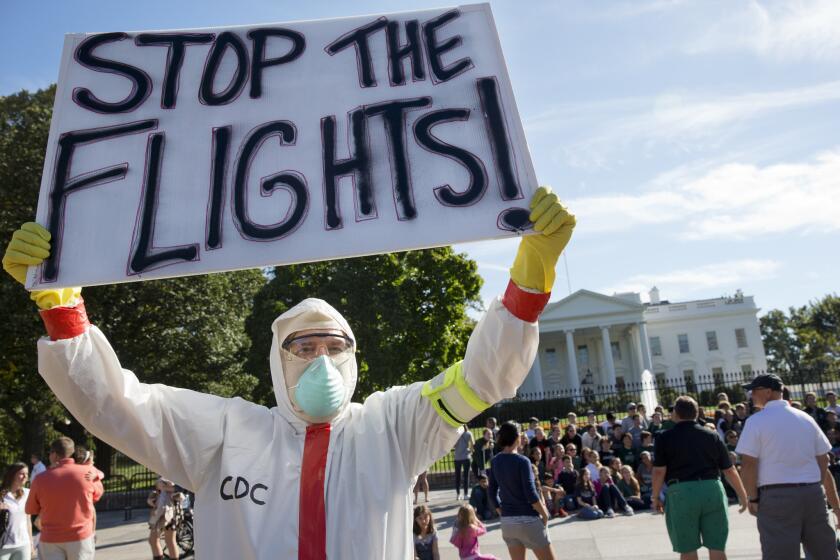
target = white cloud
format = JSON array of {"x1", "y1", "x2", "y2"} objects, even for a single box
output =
[
  {"x1": 525, "y1": 81, "x2": 840, "y2": 168},
  {"x1": 568, "y1": 148, "x2": 840, "y2": 239},
  {"x1": 685, "y1": 0, "x2": 840, "y2": 61},
  {"x1": 602, "y1": 259, "x2": 782, "y2": 300}
]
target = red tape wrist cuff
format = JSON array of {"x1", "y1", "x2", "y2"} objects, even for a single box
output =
[
  {"x1": 502, "y1": 280, "x2": 550, "y2": 323},
  {"x1": 39, "y1": 299, "x2": 90, "y2": 341}
]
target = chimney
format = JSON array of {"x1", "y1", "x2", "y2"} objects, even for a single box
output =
[{"x1": 649, "y1": 286, "x2": 660, "y2": 305}]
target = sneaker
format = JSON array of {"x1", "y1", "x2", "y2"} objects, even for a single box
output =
[
  {"x1": 605, "y1": 509, "x2": 615, "y2": 518},
  {"x1": 456, "y1": 493, "x2": 462, "y2": 501},
  {"x1": 623, "y1": 505, "x2": 634, "y2": 516},
  {"x1": 555, "y1": 508, "x2": 569, "y2": 518}
]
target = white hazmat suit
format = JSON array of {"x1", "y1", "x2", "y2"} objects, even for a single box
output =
[{"x1": 36, "y1": 291, "x2": 542, "y2": 558}]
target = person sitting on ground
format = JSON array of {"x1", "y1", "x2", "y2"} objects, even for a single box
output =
[
  {"x1": 608, "y1": 457, "x2": 623, "y2": 483},
  {"x1": 530, "y1": 427, "x2": 551, "y2": 466},
  {"x1": 148, "y1": 476, "x2": 184, "y2": 560},
  {"x1": 581, "y1": 424, "x2": 601, "y2": 452},
  {"x1": 803, "y1": 392, "x2": 827, "y2": 426},
  {"x1": 826, "y1": 391, "x2": 840, "y2": 415},
  {"x1": 636, "y1": 451, "x2": 655, "y2": 502},
  {"x1": 617, "y1": 433, "x2": 639, "y2": 469},
  {"x1": 560, "y1": 425, "x2": 583, "y2": 453},
  {"x1": 648, "y1": 413, "x2": 664, "y2": 439},
  {"x1": 556, "y1": 456, "x2": 578, "y2": 511},
  {"x1": 585, "y1": 411, "x2": 599, "y2": 434},
  {"x1": 529, "y1": 447, "x2": 546, "y2": 481},
  {"x1": 565, "y1": 444, "x2": 581, "y2": 470},
  {"x1": 637, "y1": 404, "x2": 650, "y2": 428},
  {"x1": 450, "y1": 504, "x2": 497, "y2": 560},
  {"x1": 525, "y1": 418, "x2": 540, "y2": 440},
  {"x1": 574, "y1": 469, "x2": 604, "y2": 520},
  {"x1": 413, "y1": 505, "x2": 440, "y2": 560},
  {"x1": 610, "y1": 425, "x2": 625, "y2": 451},
  {"x1": 724, "y1": 430, "x2": 739, "y2": 453},
  {"x1": 640, "y1": 431, "x2": 655, "y2": 458},
  {"x1": 540, "y1": 474, "x2": 568, "y2": 518},
  {"x1": 548, "y1": 425, "x2": 562, "y2": 447},
  {"x1": 469, "y1": 474, "x2": 497, "y2": 521},
  {"x1": 598, "y1": 437, "x2": 615, "y2": 465},
  {"x1": 823, "y1": 410, "x2": 839, "y2": 434},
  {"x1": 617, "y1": 465, "x2": 650, "y2": 510},
  {"x1": 827, "y1": 429, "x2": 840, "y2": 458},
  {"x1": 600, "y1": 413, "x2": 616, "y2": 437},
  {"x1": 547, "y1": 443, "x2": 564, "y2": 480},
  {"x1": 597, "y1": 466, "x2": 634, "y2": 518},
  {"x1": 517, "y1": 433, "x2": 531, "y2": 456},
  {"x1": 628, "y1": 415, "x2": 644, "y2": 448},
  {"x1": 584, "y1": 450, "x2": 602, "y2": 483},
  {"x1": 732, "y1": 404, "x2": 748, "y2": 433},
  {"x1": 621, "y1": 403, "x2": 638, "y2": 433}
]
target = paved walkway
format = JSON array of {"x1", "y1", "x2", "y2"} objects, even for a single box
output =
[{"x1": 92, "y1": 489, "x2": 764, "y2": 559}]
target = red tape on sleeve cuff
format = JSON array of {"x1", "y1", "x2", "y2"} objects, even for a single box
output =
[
  {"x1": 502, "y1": 280, "x2": 550, "y2": 323},
  {"x1": 39, "y1": 299, "x2": 90, "y2": 341}
]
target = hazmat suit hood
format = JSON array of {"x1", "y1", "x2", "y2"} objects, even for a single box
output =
[{"x1": 270, "y1": 298, "x2": 358, "y2": 427}]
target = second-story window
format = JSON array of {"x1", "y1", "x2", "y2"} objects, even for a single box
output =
[
  {"x1": 706, "y1": 331, "x2": 719, "y2": 351},
  {"x1": 735, "y1": 328, "x2": 748, "y2": 348},
  {"x1": 678, "y1": 334, "x2": 690, "y2": 354}
]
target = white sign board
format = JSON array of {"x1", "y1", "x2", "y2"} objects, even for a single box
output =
[{"x1": 30, "y1": 3, "x2": 537, "y2": 289}]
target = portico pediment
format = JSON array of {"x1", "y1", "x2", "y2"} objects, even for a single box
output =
[{"x1": 540, "y1": 289, "x2": 644, "y2": 329}]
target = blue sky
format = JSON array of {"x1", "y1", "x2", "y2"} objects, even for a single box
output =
[{"x1": 2, "y1": 0, "x2": 837, "y2": 314}]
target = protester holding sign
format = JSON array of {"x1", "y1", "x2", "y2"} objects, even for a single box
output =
[{"x1": 3, "y1": 181, "x2": 574, "y2": 559}]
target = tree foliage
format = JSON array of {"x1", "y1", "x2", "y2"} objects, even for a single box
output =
[
  {"x1": 0, "y1": 87, "x2": 265, "y2": 463},
  {"x1": 760, "y1": 294, "x2": 840, "y2": 380},
  {"x1": 245, "y1": 249, "x2": 483, "y2": 404}
]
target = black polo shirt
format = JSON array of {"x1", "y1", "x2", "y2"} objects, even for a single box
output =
[{"x1": 653, "y1": 421, "x2": 732, "y2": 481}]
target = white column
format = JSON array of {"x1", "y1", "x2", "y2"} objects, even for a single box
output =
[
  {"x1": 600, "y1": 326, "x2": 617, "y2": 387},
  {"x1": 638, "y1": 321, "x2": 653, "y2": 371},
  {"x1": 564, "y1": 329, "x2": 580, "y2": 391},
  {"x1": 632, "y1": 327, "x2": 645, "y2": 379},
  {"x1": 523, "y1": 352, "x2": 545, "y2": 394}
]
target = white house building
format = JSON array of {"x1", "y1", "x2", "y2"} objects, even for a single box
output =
[{"x1": 520, "y1": 287, "x2": 768, "y2": 394}]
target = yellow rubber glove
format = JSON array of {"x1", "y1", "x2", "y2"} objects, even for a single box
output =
[
  {"x1": 510, "y1": 186, "x2": 576, "y2": 293},
  {"x1": 2, "y1": 222, "x2": 82, "y2": 310}
]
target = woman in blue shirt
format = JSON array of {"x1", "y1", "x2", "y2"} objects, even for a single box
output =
[{"x1": 488, "y1": 422, "x2": 556, "y2": 560}]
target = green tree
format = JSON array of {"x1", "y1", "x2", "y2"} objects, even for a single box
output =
[
  {"x1": 1, "y1": 87, "x2": 266, "y2": 469},
  {"x1": 0, "y1": 86, "x2": 63, "y2": 462},
  {"x1": 759, "y1": 308, "x2": 803, "y2": 374},
  {"x1": 797, "y1": 294, "x2": 840, "y2": 379},
  {"x1": 245, "y1": 249, "x2": 483, "y2": 404},
  {"x1": 761, "y1": 295, "x2": 840, "y2": 382}
]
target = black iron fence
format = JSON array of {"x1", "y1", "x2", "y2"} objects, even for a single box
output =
[
  {"x1": 6, "y1": 367, "x2": 838, "y2": 505},
  {"x1": 426, "y1": 367, "x2": 840, "y2": 491}
]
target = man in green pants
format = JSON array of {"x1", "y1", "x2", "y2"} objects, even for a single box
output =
[{"x1": 652, "y1": 396, "x2": 748, "y2": 560}]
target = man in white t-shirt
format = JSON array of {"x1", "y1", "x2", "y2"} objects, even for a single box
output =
[{"x1": 737, "y1": 373, "x2": 840, "y2": 560}]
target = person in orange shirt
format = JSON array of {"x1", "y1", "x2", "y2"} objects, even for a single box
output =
[{"x1": 25, "y1": 438, "x2": 103, "y2": 560}]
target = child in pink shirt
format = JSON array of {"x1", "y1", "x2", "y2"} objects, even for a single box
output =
[{"x1": 450, "y1": 504, "x2": 497, "y2": 560}]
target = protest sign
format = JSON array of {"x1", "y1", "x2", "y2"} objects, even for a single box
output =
[{"x1": 29, "y1": 3, "x2": 538, "y2": 289}]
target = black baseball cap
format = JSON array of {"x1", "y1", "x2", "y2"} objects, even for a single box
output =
[{"x1": 742, "y1": 373, "x2": 783, "y2": 391}]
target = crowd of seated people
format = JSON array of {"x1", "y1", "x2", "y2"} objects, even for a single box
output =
[{"x1": 468, "y1": 387, "x2": 840, "y2": 521}]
